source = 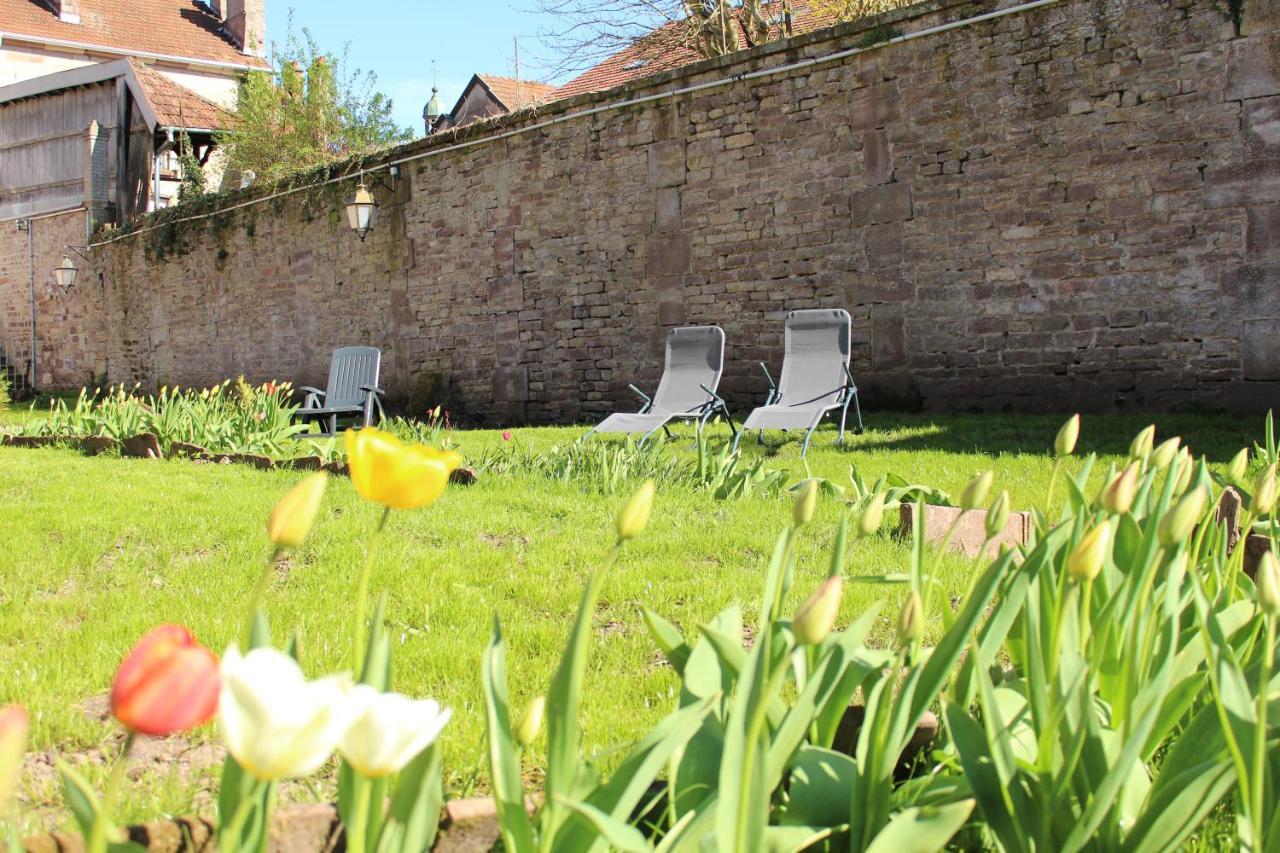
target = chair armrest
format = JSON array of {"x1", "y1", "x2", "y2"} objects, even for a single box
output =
[
  {"x1": 758, "y1": 362, "x2": 776, "y2": 390},
  {"x1": 359, "y1": 384, "x2": 385, "y2": 396},
  {"x1": 627, "y1": 384, "x2": 653, "y2": 413},
  {"x1": 299, "y1": 386, "x2": 326, "y2": 397},
  {"x1": 842, "y1": 363, "x2": 857, "y2": 390},
  {"x1": 699, "y1": 383, "x2": 725, "y2": 406}
]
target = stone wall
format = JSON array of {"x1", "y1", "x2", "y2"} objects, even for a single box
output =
[
  {"x1": 0, "y1": 208, "x2": 104, "y2": 391},
  {"x1": 77, "y1": 0, "x2": 1280, "y2": 420}
]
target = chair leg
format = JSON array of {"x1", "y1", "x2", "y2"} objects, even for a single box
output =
[
  {"x1": 851, "y1": 389, "x2": 864, "y2": 435},
  {"x1": 720, "y1": 403, "x2": 738, "y2": 438},
  {"x1": 641, "y1": 423, "x2": 666, "y2": 447},
  {"x1": 731, "y1": 427, "x2": 744, "y2": 454},
  {"x1": 579, "y1": 427, "x2": 597, "y2": 442},
  {"x1": 801, "y1": 424, "x2": 818, "y2": 458},
  {"x1": 838, "y1": 397, "x2": 852, "y2": 445}
]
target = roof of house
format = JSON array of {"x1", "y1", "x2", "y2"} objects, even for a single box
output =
[
  {"x1": 552, "y1": 1, "x2": 837, "y2": 100},
  {"x1": 127, "y1": 59, "x2": 231, "y2": 129},
  {"x1": 0, "y1": 57, "x2": 233, "y2": 131},
  {"x1": 476, "y1": 74, "x2": 557, "y2": 110},
  {"x1": 0, "y1": 0, "x2": 269, "y2": 69}
]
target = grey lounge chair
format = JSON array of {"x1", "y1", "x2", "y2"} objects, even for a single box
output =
[
  {"x1": 586, "y1": 325, "x2": 736, "y2": 444},
  {"x1": 733, "y1": 309, "x2": 863, "y2": 457},
  {"x1": 294, "y1": 346, "x2": 385, "y2": 436}
]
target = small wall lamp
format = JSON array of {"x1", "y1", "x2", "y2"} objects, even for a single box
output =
[
  {"x1": 52, "y1": 245, "x2": 92, "y2": 292},
  {"x1": 344, "y1": 166, "x2": 399, "y2": 241}
]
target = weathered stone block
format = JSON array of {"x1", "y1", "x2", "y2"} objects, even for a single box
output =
[
  {"x1": 647, "y1": 235, "x2": 692, "y2": 277},
  {"x1": 648, "y1": 140, "x2": 687, "y2": 188},
  {"x1": 862, "y1": 129, "x2": 893, "y2": 185},
  {"x1": 494, "y1": 365, "x2": 529, "y2": 402},
  {"x1": 1243, "y1": 317, "x2": 1280, "y2": 380},
  {"x1": 898, "y1": 503, "x2": 1032, "y2": 558},
  {"x1": 1225, "y1": 34, "x2": 1280, "y2": 101},
  {"x1": 852, "y1": 183, "x2": 912, "y2": 224}
]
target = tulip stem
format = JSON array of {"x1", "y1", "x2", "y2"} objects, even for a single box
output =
[
  {"x1": 353, "y1": 507, "x2": 392, "y2": 674},
  {"x1": 1045, "y1": 457, "x2": 1064, "y2": 519},
  {"x1": 347, "y1": 777, "x2": 371, "y2": 853},
  {"x1": 87, "y1": 731, "x2": 134, "y2": 853},
  {"x1": 243, "y1": 546, "x2": 283, "y2": 650},
  {"x1": 1251, "y1": 614, "x2": 1275, "y2": 847}
]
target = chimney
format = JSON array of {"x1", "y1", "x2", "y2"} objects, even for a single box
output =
[
  {"x1": 224, "y1": 0, "x2": 266, "y2": 58},
  {"x1": 55, "y1": 0, "x2": 80, "y2": 23}
]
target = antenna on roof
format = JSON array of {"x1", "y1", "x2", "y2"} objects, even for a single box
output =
[{"x1": 513, "y1": 35, "x2": 522, "y2": 105}]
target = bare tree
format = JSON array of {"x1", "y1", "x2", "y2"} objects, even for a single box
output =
[{"x1": 528, "y1": 0, "x2": 793, "y2": 80}]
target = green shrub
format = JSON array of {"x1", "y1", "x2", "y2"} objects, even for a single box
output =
[{"x1": 0, "y1": 371, "x2": 9, "y2": 407}]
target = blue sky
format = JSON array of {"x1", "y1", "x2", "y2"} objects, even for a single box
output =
[{"x1": 266, "y1": 2, "x2": 570, "y2": 134}]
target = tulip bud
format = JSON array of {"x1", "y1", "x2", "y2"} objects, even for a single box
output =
[
  {"x1": 1067, "y1": 521, "x2": 1112, "y2": 583},
  {"x1": 1256, "y1": 551, "x2": 1280, "y2": 617},
  {"x1": 0, "y1": 705, "x2": 27, "y2": 815},
  {"x1": 896, "y1": 590, "x2": 924, "y2": 648},
  {"x1": 515, "y1": 695, "x2": 546, "y2": 748},
  {"x1": 1254, "y1": 464, "x2": 1279, "y2": 517},
  {"x1": 1226, "y1": 449, "x2": 1249, "y2": 484},
  {"x1": 961, "y1": 471, "x2": 994, "y2": 510},
  {"x1": 1150, "y1": 437, "x2": 1181, "y2": 471},
  {"x1": 1101, "y1": 463, "x2": 1139, "y2": 515},
  {"x1": 111, "y1": 625, "x2": 220, "y2": 736},
  {"x1": 793, "y1": 576, "x2": 844, "y2": 645},
  {"x1": 1158, "y1": 486, "x2": 1208, "y2": 546},
  {"x1": 985, "y1": 490, "x2": 1010, "y2": 539},
  {"x1": 1129, "y1": 425, "x2": 1156, "y2": 461},
  {"x1": 857, "y1": 492, "x2": 886, "y2": 538},
  {"x1": 1055, "y1": 414, "x2": 1081, "y2": 457},
  {"x1": 267, "y1": 473, "x2": 328, "y2": 548},
  {"x1": 793, "y1": 479, "x2": 818, "y2": 528},
  {"x1": 1170, "y1": 449, "x2": 1194, "y2": 496},
  {"x1": 617, "y1": 479, "x2": 656, "y2": 541}
]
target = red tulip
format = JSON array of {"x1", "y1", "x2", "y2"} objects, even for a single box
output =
[
  {"x1": 502, "y1": 430, "x2": 512, "y2": 442},
  {"x1": 110, "y1": 625, "x2": 220, "y2": 736}
]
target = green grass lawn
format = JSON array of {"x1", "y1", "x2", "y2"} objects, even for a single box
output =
[{"x1": 0, "y1": 406, "x2": 1260, "y2": 834}]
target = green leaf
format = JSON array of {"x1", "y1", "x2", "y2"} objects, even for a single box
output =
[
  {"x1": 942, "y1": 701, "x2": 1024, "y2": 853},
  {"x1": 641, "y1": 606, "x2": 690, "y2": 675},
  {"x1": 378, "y1": 741, "x2": 443, "y2": 853},
  {"x1": 542, "y1": 569, "x2": 607, "y2": 842},
  {"x1": 481, "y1": 617, "x2": 536, "y2": 852},
  {"x1": 58, "y1": 761, "x2": 100, "y2": 839},
  {"x1": 553, "y1": 796, "x2": 649, "y2": 853},
  {"x1": 863, "y1": 800, "x2": 974, "y2": 853},
  {"x1": 782, "y1": 745, "x2": 856, "y2": 828}
]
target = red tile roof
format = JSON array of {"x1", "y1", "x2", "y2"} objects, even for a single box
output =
[
  {"x1": 552, "y1": 1, "x2": 837, "y2": 100},
  {"x1": 477, "y1": 74, "x2": 557, "y2": 110},
  {"x1": 0, "y1": 0, "x2": 268, "y2": 68},
  {"x1": 128, "y1": 59, "x2": 232, "y2": 129}
]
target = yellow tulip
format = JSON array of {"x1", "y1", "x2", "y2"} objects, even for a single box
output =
[
  {"x1": 793, "y1": 480, "x2": 818, "y2": 528},
  {"x1": 985, "y1": 490, "x2": 1010, "y2": 539},
  {"x1": 1225, "y1": 448, "x2": 1249, "y2": 484},
  {"x1": 1150, "y1": 437, "x2": 1181, "y2": 471},
  {"x1": 515, "y1": 695, "x2": 546, "y2": 748},
  {"x1": 1101, "y1": 463, "x2": 1138, "y2": 515},
  {"x1": 1256, "y1": 551, "x2": 1280, "y2": 617},
  {"x1": 1158, "y1": 486, "x2": 1208, "y2": 546},
  {"x1": 961, "y1": 471, "x2": 994, "y2": 510},
  {"x1": 793, "y1": 576, "x2": 844, "y2": 645},
  {"x1": 857, "y1": 492, "x2": 886, "y2": 538},
  {"x1": 1067, "y1": 521, "x2": 1112, "y2": 583},
  {"x1": 1129, "y1": 425, "x2": 1156, "y2": 461},
  {"x1": 1254, "y1": 464, "x2": 1278, "y2": 516},
  {"x1": 1055, "y1": 414, "x2": 1081, "y2": 457},
  {"x1": 617, "y1": 479, "x2": 656, "y2": 541},
  {"x1": 896, "y1": 590, "x2": 924, "y2": 648},
  {"x1": 267, "y1": 473, "x2": 328, "y2": 547},
  {"x1": 345, "y1": 428, "x2": 461, "y2": 511}
]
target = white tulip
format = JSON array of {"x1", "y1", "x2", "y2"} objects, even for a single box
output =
[
  {"x1": 339, "y1": 684, "x2": 452, "y2": 778},
  {"x1": 218, "y1": 645, "x2": 358, "y2": 781}
]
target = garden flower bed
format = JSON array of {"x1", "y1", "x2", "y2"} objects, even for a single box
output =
[{"x1": 0, "y1": 404, "x2": 1275, "y2": 850}]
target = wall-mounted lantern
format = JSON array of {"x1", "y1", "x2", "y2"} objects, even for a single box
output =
[
  {"x1": 345, "y1": 179, "x2": 379, "y2": 241},
  {"x1": 51, "y1": 246, "x2": 92, "y2": 293},
  {"x1": 344, "y1": 166, "x2": 398, "y2": 241}
]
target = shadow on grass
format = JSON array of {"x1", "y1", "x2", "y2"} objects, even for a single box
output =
[{"x1": 743, "y1": 411, "x2": 1263, "y2": 462}]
